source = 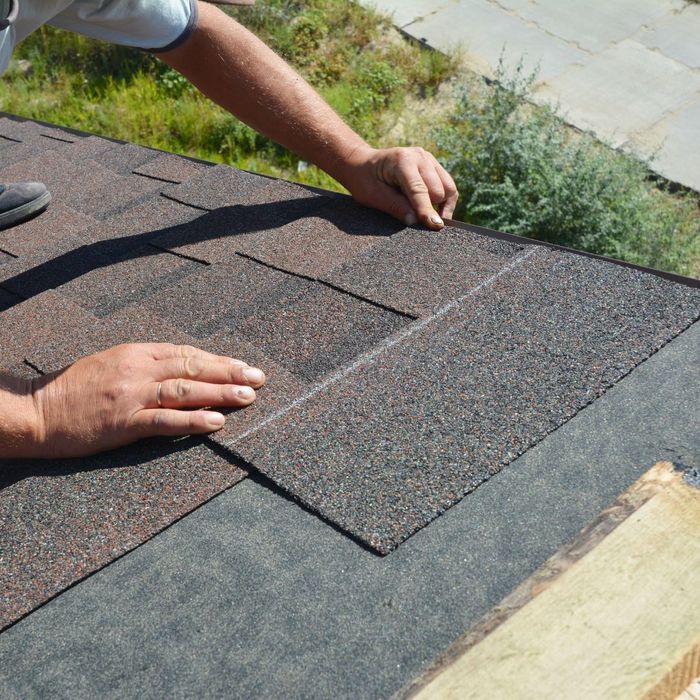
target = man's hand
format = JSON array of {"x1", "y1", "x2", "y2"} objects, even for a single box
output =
[
  {"x1": 161, "y1": 2, "x2": 458, "y2": 232},
  {"x1": 6, "y1": 343, "x2": 265, "y2": 459},
  {"x1": 341, "y1": 145, "x2": 458, "y2": 230}
]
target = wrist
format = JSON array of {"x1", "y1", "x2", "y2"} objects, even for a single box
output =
[{"x1": 330, "y1": 142, "x2": 377, "y2": 193}]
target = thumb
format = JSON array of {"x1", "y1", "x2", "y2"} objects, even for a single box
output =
[{"x1": 355, "y1": 181, "x2": 418, "y2": 227}]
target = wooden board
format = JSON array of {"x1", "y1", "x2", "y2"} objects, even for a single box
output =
[{"x1": 398, "y1": 462, "x2": 700, "y2": 700}]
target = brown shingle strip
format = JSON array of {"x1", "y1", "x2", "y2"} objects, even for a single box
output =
[
  {"x1": 235, "y1": 197, "x2": 402, "y2": 278},
  {"x1": 323, "y1": 225, "x2": 523, "y2": 317},
  {"x1": 204, "y1": 332, "x2": 311, "y2": 447},
  {"x1": 58, "y1": 244, "x2": 205, "y2": 318},
  {"x1": 149, "y1": 194, "x2": 324, "y2": 264},
  {"x1": 161, "y1": 162, "x2": 272, "y2": 209},
  {"x1": 78, "y1": 196, "x2": 203, "y2": 244},
  {"x1": 59, "y1": 134, "x2": 117, "y2": 162},
  {"x1": 0, "y1": 234, "x2": 109, "y2": 299},
  {"x1": 132, "y1": 153, "x2": 210, "y2": 183},
  {"x1": 0, "y1": 151, "x2": 163, "y2": 221},
  {"x1": 0, "y1": 297, "x2": 251, "y2": 630},
  {"x1": 0, "y1": 290, "x2": 98, "y2": 365},
  {"x1": 0, "y1": 117, "x2": 76, "y2": 143},
  {"x1": 27, "y1": 304, "x2": 204, "y2": 373},
  {"x1": 229, "y1": 248, "x2": 700, "y2": 553},
  {"x1": 233, "y1": 282, "x2": 412, "y2": 382},
  {"x1": 93, "y1": 143, "x2": 161, "y2": 175},
  {"x1": 0, "y1": 203, "x2": 98, "y2": 258},
  {"x1": 0, "y1": 141, "x2": 48, "y2": 168},
  {"x1": 0, "y1": 438, "x2": 247, "y2": 632},
  {"x1": 144, "y1": 257, "x2": 306, "y2": 337}
]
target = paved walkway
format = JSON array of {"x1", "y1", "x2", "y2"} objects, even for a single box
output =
[{"x1": 361, "y1": 0, "x2": 700, "y2": 193}]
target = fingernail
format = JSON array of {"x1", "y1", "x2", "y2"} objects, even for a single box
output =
[
  {"x1": 405, "y1": 211, "x2": 418, "y2": 226},
  {"x1": 237, "y1": 386, "x2": 255, "y2": 400},
  {"x1": 430, "y1": 214, "x2": 444, "y2": 227},
  {"x1": 205, "y1": 412, "x2": 225, "y2": 428},
  {"x1": 243, "y1": 367, "x2": 265, "y2": 384}
]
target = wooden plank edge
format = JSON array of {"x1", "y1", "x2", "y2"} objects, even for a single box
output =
[
  {"x1": 395, "y1": 461, "x2": 690, "y2": 700},
  {"x1": 645, "y1": 644, "x2": 700, "y2": 700}
]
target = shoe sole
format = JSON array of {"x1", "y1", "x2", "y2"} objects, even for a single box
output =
[{"x1": 0, "y1": 190, "x2": 52, "y2": 230}]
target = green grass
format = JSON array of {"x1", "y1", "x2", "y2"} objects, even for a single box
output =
[
  {"x1": 0, "y1": 0, "x2": 456, "y2": 191},
  {"x1": 1, "y1": 0, "x2": 698, "y2": 275}
]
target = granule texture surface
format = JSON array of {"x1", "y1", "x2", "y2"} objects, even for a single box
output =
[
  {"x1": 0, "y1": 438, "x2": 247, "y2": 632},
  {"x1": 1, "y1": 113, "x2": 699, "y2": 630},
  {"x1": 232, "y1": 248, "x2": 700, "y2": 553},
  {"x1": 233, "y1": 282, "x2": 412, "y2": 381},
  {"x1": 133, "y1": 153, "x2": 211, "y2": 183},
  {"x1": 161, "y1": 163, "x2": 271, "y2": 210},
  {"x1": 204, "y1": 332, "x2": 311, "y2": 447},
  {"x1": 27, "y1": 305, "x2": 201, "y2": 373},
  {"x1": 0, "y1": 288, "x2": 21, "y2": 314},
  {"x1": 149, "y1": 194, "x2": 325, "y2": 264},
  {"x1": 235, "y1": 197, "x2": 401, "y2": 278},
  {"x1": 324, "y1": 225, "x2": 523, "y2": 316},
  {"x1": 0, "y1": 151, "x2": 163, "y2": 221},
  {"x1": 0, "y1": 204, "x2": 98, "y2": 258},
  {"x1": 60, "y1": 135, "x2": 118, "y2": 163},
  {"x1": 58, "y1": 245, "x2": 205, "y2": 317},
  {"x1": 145, "y1": 257, "x2": 307, "y2": 338},
  {"x1": 0, "y1": 291, "x2": 98, "y2": 361},
  {"x1": 78, "y1": 196, "x2": 203, "y2": 245},
  {"x1": 0, "y1": 236, "x2": 111, "y2": 299},
  {"x1": 94, "y1": 143, "x2": 160, "y2": 175}
]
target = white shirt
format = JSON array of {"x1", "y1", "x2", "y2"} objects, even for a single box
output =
[{"x1": 0, "y1": 0, "x2": 196, "y2": 74}]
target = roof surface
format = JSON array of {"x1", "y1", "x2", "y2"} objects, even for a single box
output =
[{"x1": 0, "y1": 116, "x2": 699, "y2": 696}]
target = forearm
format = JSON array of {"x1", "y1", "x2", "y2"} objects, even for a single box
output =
[
  {"x1": 0, "y1": 374, "x2": 40, "y2": 459},
  {"x1": 160, "y1": 2, "x2": 370, "y2": 188}
]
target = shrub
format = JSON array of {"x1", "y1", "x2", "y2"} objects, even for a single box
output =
[{"x1": 435, "y1": 59, "x2": 700, "y2": 274}]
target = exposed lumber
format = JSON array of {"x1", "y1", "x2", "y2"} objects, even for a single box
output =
[{"x1": 399, "y1": 462, "x2": 700, "y2": 700}]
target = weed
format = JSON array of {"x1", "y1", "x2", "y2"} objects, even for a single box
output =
[{"x1": 435, "y1": 59, "x2": 700, "y2": 274}]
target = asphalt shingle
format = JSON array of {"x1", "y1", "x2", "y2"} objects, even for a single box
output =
[
  {"x1": 144, "y1": 256, "x2": 306, "y2": 338},
  {"x1": 0, "y1": 204, "x2": 98, "y2": 258},
  {"x1": 230, "y1": 247, "x2": 700, "y2": 553},
  {"x1": 0, "y1": 151, "x2": 163, "y2": 220},
  {"x1": 27, "y1": 304, "x2": 202, "y2": 374},
  {"x1": 235, "y1": 197, "x2": 403, "y2": 279},
  {"x1": 323, "y1": 225, "x2": 523, "y2": 316},
  {"x1": 59, "y1": 245, "x2": 205, "y2": 317},
  {"x1": 160, "y1": 162, "x2": 273, "y2": 210},
  {"x1": 133, "y1": 153, "x2": 210, "y2": 183},
  {"x1": 0, "y1": 438, "x2": 247, "y2": 632},
  {"x1": 234, "y1": 281, "x2": 412, "y2": 382}
]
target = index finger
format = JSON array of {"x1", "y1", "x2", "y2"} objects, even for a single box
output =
[
  {"x1": 433, "y1": 159, "x2": 459, "y2": 220},
  {"x1": 147, "y1": 343, "x2": 249, "y2": 366},
  {"x1": 394, "y1": 164, "x2": 445, "y2": 230}
]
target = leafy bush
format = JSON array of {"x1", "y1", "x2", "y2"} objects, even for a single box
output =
[{"x1": 435, "y1": 60, "x2": 700, "y2": 274}]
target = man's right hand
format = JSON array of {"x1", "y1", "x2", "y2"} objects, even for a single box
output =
[{"x1": 13, "y1": 343, "x2": 265, "y2": 459}]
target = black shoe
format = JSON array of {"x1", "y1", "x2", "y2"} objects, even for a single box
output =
[{"x1": 0, "y1": 182, "x2": 51, "y2": 230}]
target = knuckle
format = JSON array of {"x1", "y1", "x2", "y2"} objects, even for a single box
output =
[
  {"x1": 175, "y1": 378, "x2": 192, "y2": 398},
  {"x1": 177, "y1": 344, "x2": 198, "y2": 358},
  {"x1": 182, "y1": 356, "x2": 203, "y2": 378},
  {"x1": 407, "y1": 179, "x2": 429, "y2": 195}
]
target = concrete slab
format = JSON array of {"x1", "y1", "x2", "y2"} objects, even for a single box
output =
[
  {"x1": 639, "y1": 3, "x2": 700, "y2": 70},
  {"x1": 534, "y1": 40, "x2": 700, "y2": 149},
  {"x1": 630, "y1": 97, "x2": 700, "y2": 192},
  {"x1": 388, "y1": 0, "x2": 589, "y2": 83},
  {"x1": 0, "y1": 320, "x2": 697, "y2": 698},
  {"x1": 497, "y1": 0, "x2": 684, "y2": 54}
]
